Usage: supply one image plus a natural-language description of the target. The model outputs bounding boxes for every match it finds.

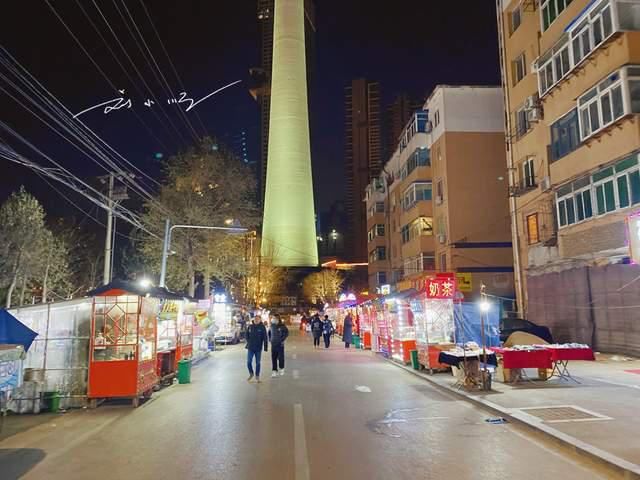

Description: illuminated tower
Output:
[261,0,318,266]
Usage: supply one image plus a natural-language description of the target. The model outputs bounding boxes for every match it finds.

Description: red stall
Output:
[88,282,160,407]
[176,303,194,361]
[388,295,417,364]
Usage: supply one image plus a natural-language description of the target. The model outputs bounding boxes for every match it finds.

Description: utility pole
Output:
[103,173,114,285]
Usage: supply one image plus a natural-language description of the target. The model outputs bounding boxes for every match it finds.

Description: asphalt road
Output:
[0,331,610,479]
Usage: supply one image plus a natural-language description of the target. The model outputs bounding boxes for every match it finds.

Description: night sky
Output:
[0,1,500,222]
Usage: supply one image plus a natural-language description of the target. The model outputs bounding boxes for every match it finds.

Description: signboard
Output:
[339,293,357,302]
[426,277,456,299]
[627,213,640,263]
[456,273,473,292]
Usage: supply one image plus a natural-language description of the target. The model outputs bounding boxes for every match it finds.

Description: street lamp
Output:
[159,219,248,288]
[330,229,338,255]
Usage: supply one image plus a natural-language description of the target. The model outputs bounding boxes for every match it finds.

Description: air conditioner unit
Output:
[437,233,447,244]
[540,176,551,192]
[527,107,542,123]
[435,195,443,205]
[524,94,539,110]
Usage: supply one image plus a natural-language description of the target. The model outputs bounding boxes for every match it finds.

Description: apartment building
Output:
[365,87,513,300]
[497,0,640,355]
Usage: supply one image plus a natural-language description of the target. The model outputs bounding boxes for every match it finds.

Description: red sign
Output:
[426,277,456,299]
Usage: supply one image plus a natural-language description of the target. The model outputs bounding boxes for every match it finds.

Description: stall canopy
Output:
[0,309,38,351]
[88,279,187,300]
[454,303,500,348]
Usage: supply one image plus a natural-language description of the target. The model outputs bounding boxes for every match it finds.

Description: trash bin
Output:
[410,350,420,370]
[43,391,61,413]
[177,359,192,384]
[352,335,361,349]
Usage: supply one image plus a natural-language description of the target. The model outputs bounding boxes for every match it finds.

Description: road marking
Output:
[294,403,310,480]
[355,385,372,393]
[293,369,300,380]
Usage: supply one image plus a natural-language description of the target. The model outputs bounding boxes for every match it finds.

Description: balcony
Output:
[509,178,538,197]
[534,0,640,99]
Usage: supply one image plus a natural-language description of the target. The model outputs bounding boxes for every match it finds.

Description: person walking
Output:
[343,312,353,349]
[322,315,333,349]
[311,313,323,348]
[269,314,289,377]
[245,315,268,382]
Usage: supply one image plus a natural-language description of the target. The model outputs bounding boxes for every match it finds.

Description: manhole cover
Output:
[518,405,611,423]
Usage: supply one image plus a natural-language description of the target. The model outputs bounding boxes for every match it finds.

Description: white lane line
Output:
[294,403,311,480]
[293,369,300,380]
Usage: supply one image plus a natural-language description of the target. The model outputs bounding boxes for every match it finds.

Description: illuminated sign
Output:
[339,293,357,302]
[456,273,472,292]
[426,277,456,299]
[213,294,227,304]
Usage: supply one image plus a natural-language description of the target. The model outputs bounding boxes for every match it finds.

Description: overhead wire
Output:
[72,0,172,154]
[137,0,208,136]
[88,0,191,148]
[117,0,202,142]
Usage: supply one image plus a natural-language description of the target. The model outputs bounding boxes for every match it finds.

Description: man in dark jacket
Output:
[322,315,334,349]
[310,313,323,348]
[246,315,268,382]
[269,314,289,377]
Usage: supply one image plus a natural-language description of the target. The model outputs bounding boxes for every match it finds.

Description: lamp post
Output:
[479,283,490,391]
[330,229,338,256]
[159,219,248,288]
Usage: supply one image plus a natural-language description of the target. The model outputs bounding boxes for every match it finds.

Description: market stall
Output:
[156,299,180,382]
[413,277,457,371]
[358,302,375,350]
[387,293,417,364]
[372,300,390,357]
[0,345,24,423]
[88,282,166,407]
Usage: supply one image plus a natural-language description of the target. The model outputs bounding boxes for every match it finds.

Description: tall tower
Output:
[258,0,316,206]
[345,79,382,263]
[261,0,318,267]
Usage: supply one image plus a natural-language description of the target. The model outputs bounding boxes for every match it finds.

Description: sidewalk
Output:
[389,352,640,479]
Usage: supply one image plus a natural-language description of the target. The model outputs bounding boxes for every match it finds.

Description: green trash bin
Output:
[410,350,420,370]
[352,335,361,349]
[177,358,192,384]
[43,392,61,413]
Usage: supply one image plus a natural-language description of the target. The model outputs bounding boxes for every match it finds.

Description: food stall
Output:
[177,303,194,361]
[414,276,458,371]
[373,300,391,357]
[387,293,417,364]
[358,302,375,350]
[88,281,170,407]
[156,299,180,382]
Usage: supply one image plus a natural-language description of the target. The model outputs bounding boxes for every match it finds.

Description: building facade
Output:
[497,0,640,355]
[345,79,383,263]
[366,86,514,300]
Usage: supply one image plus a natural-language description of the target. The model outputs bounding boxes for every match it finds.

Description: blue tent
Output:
[0,309,38,351]
[454,303,500,348]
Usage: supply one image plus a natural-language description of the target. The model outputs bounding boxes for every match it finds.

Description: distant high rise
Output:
[257,0,316,206]
[344,79,382,263]
[223,130,253,167]
[385,93,424,157]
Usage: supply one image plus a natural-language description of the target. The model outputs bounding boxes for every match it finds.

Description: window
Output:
[403,253,436,277]
[550,108,580,161]
[521,157,536,188]
[375,272,387,285]
[398,111,429,152]
[512,53,526,85]
[433,110,440,128]
[516,106,530,137]
[369,247,387,263]
[436,180,444,201]
[556,154,640,228]
[570,3,613,65]
[511,4,522,33]
[401,217,434,244]
[402,182,432,211]
[376,224,385,236]
[578,69,631,141]
[375,202,385,213]
[526,213,540,244]
[542,0,574,31]
[537,38,571,96]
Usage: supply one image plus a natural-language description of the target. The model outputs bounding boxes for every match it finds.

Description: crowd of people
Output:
[243,310,355,383]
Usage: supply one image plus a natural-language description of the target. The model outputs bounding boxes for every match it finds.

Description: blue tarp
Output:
[454,303,500,348]
[0,309,38,351]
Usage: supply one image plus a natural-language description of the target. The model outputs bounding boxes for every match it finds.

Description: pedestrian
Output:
[343,312,353,349]
[245,315,268,382]
[269,314,289,377]
[322,315,333,349]
[311,313,323,348]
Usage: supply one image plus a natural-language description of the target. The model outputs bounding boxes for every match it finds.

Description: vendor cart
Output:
[88,285,159,407]
[176,307,194,361]
[156,299,180,383]
[388,297,416,364]
[0,345,24,429]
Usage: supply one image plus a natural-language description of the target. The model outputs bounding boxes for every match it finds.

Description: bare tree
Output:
[302,269,344,305]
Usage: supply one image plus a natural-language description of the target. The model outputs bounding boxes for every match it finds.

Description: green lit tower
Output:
[261,0,318,267]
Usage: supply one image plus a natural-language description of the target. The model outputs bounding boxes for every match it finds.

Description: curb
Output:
[382,355,640,480]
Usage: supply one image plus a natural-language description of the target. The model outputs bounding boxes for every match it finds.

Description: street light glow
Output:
[480,301,491,313]
[139,278,152,289]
